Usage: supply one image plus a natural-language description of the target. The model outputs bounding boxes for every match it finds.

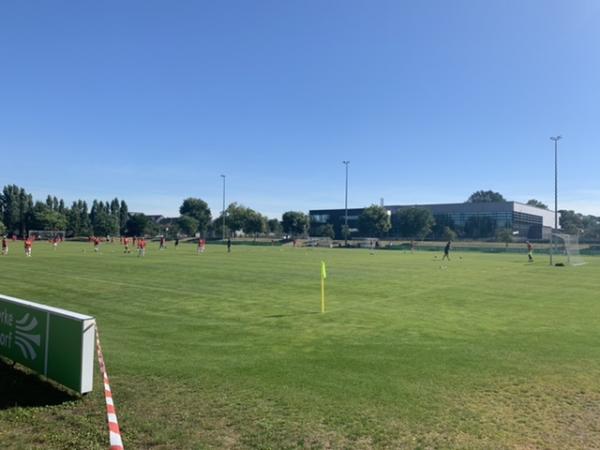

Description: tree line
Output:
[2,185,598,241]
[173,199,308,239]
[0,185,130,238]
[0,184,310,239]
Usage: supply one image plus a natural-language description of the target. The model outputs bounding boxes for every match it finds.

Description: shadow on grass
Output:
[0,358,77,409]
[265,311,320,319]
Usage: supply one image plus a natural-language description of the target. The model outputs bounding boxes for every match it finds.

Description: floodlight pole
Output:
[550,136,562,265]
[342,161,350,246]
[221,174,226,240]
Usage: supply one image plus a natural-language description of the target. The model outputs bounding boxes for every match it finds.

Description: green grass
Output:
[1,242,600,449]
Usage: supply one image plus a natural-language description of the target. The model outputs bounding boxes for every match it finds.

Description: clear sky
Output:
[1,0,599,218]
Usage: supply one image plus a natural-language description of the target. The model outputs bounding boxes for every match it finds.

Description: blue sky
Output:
[1,0,599,218]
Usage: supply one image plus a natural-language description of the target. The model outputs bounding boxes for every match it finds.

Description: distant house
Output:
[129,213,165,224]
[146,215,165,224]
[158,217,179,226]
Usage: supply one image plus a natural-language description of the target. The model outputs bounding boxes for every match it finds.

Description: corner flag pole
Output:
[320,261,327,313]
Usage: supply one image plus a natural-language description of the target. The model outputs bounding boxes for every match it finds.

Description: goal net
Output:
[304,237,333,248]
[28,230,66,241]
[553,232,586,266]
[352,238,379,249]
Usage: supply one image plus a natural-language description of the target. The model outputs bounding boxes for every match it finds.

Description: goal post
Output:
[28,230,66,241]
[552,232,586,266]
[304,237,333,248]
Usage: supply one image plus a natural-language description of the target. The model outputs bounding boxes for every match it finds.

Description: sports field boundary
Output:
[95,326,124,450]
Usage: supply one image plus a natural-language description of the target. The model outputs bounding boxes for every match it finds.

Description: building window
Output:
[310,214,329,223]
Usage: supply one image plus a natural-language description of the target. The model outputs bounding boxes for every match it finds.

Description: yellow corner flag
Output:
[320,261,327,313]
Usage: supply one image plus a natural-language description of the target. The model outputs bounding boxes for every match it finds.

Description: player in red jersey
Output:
[138,238,146,257]
[24,237,33,257]
[1,237,8,256]
[93,236,100,252]
[197,238,206,254]
[123,237,131,254]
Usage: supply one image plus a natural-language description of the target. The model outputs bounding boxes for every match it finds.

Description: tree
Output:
[582,215,600,240]
[119,200,129,235]
[93,210,119,236]
[466,190,506,203]
[177,215,199,236]
[179,198,211,234]
[66,202,81,237]
[282,211,309,237]
[0,219,5,236]
[126,214,150,236]
[80,201,92,236]
[559,210,583,235]
[431,214,456,240]
[243,210,267,240]
[17,187,33,237]
[526,199,548,210]
[392,207,435,239]
[1,185,21,234]
[30,201,67,231]
[441,226,457,242]
[226,203,250,234]
[496,228,513,248]
[314,224,335,239]
[211,215,228,238]
[1,185,33,236]
[358,205,391,237]
[464,215,496,239]
[268,218,283,236]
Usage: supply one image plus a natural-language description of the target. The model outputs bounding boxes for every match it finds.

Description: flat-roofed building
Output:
[309,202,556,240]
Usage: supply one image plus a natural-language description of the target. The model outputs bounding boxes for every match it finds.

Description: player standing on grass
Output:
[138,237,146,257]
[93,236,100,252]
[159,235,166,250]
[24,237,32,257]
[442,240,451,261]
[123,237,130,254]
[526,240,534,262]
[1,237,8,256]
[227,238,232,253]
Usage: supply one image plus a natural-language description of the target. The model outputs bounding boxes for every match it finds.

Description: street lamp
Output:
[221,174,226,240]
[549,135,562,265]
[342,161,350,246]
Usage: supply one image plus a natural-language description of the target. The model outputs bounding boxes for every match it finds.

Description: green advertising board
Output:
[0,294,95,394]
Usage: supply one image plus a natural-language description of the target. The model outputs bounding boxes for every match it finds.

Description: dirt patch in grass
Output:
[437,377,600,449]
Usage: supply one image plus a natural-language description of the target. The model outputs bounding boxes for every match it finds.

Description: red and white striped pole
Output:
[96,326,124,450]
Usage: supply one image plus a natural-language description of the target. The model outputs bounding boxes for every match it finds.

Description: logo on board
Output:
[0,310,42,361]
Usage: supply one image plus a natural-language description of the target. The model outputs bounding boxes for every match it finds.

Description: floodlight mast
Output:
[549,136,562,265]
[221,174,226,241]
[342,161,350,246]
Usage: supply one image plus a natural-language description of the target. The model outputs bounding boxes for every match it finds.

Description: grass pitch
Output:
[1,242,600,449]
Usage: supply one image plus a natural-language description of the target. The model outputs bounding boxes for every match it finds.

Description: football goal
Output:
[28,230,66,241]
[552,232,586,266]
[304,237,333,248]
[352,238,379,249]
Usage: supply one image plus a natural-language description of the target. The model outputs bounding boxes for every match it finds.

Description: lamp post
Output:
[342,160,350,246]
[221,174,226,241]
[549,136,562,265]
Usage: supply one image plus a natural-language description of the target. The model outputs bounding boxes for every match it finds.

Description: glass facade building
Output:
[309,202,556,240]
